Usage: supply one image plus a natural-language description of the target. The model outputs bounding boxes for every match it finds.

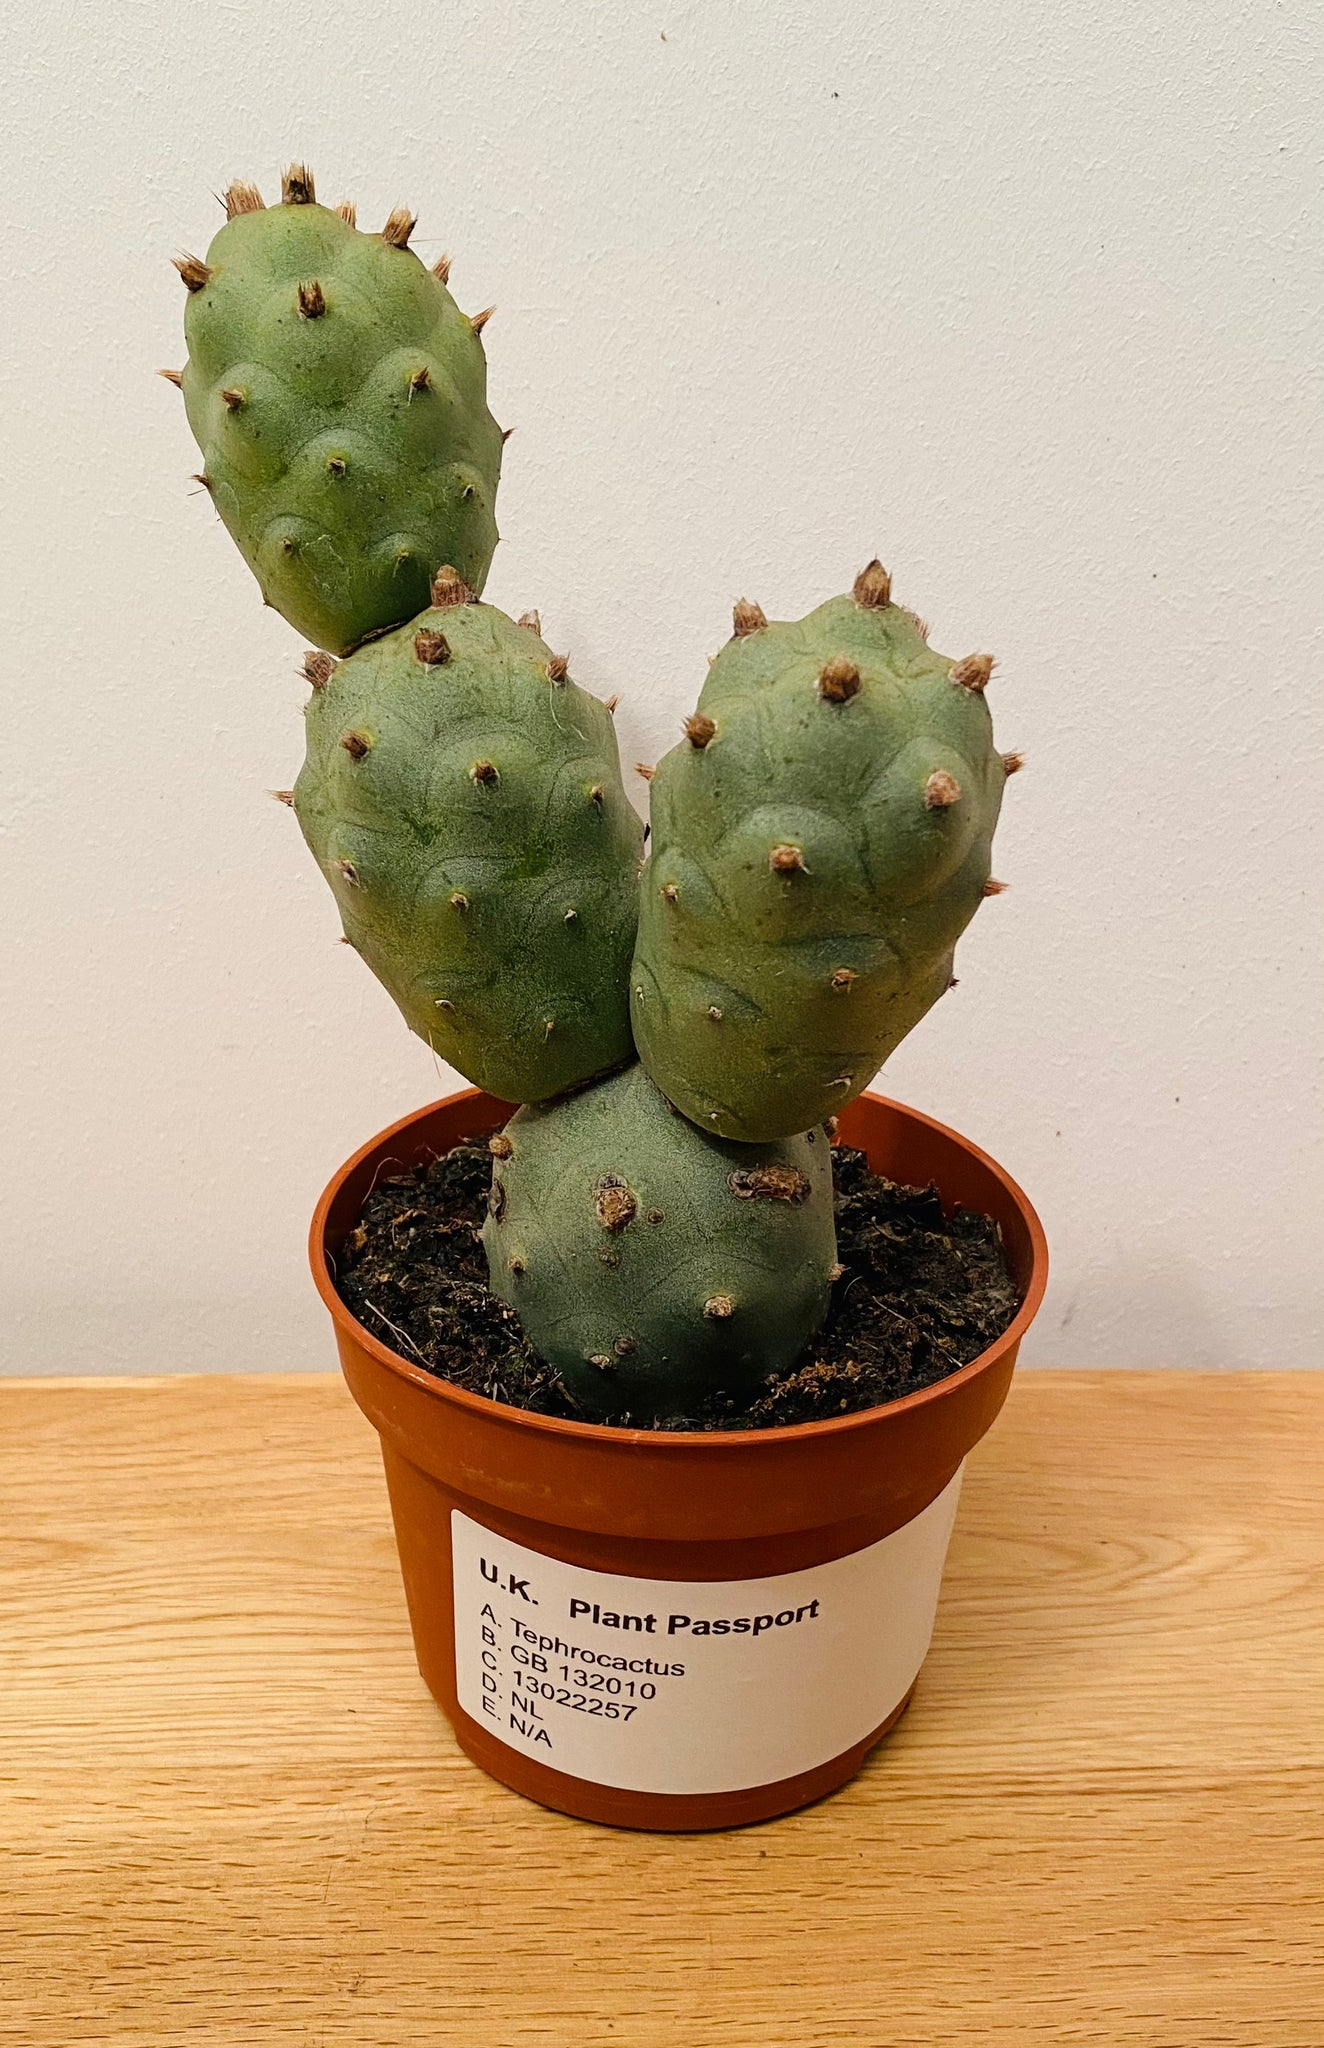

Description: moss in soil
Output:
[331,1136,1020,1431]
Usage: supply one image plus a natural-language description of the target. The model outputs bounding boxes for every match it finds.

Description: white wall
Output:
[2,1,1320,1375]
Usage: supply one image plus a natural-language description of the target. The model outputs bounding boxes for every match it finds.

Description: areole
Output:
[311,1086,1048,1831]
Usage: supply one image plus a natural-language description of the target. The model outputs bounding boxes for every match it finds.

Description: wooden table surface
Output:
[2,1371,1319,2047]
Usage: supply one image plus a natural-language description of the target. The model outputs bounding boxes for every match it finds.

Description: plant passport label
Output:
[450,1467,964,1795]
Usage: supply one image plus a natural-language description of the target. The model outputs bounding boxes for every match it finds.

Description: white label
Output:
[451,1466,963,1795]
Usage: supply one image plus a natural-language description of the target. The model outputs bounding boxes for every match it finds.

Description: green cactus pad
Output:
[177,171,502,653]
[482,1063,837,1419]
[293,581,643,1101]
[630,568,1009,1141]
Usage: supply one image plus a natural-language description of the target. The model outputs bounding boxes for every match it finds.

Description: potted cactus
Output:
[167,166,1047,1831]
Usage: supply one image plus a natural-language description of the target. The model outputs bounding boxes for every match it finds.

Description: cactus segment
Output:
[629,577,1006,1140]
[482,1064,837,1418]
[293,593,643,1100]
[178,174,503,652]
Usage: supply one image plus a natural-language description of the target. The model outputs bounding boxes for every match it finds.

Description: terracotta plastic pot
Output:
[311,1087,1047,1832]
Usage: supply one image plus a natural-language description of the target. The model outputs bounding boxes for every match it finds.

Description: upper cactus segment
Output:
[293,572,643,1102]
[630,563,1011,1142]
[482,1063,837,1420]
[172,167,503,653]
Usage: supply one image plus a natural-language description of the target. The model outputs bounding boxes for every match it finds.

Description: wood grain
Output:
[1,1371,1319,2046]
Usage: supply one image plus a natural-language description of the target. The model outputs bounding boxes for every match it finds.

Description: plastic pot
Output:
[311,1087,1047,1831]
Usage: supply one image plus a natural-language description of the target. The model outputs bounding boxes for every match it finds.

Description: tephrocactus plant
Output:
[167,166,1016,1423]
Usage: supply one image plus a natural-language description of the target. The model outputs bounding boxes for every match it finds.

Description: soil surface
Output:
[331,1133,1020,1431]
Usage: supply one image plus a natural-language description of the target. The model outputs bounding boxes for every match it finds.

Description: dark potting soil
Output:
[330,1133,1021,1432]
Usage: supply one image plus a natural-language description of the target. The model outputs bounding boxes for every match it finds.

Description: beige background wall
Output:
[2,1,1320,1372]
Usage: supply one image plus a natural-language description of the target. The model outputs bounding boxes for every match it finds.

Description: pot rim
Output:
[310,1085,1048,1453]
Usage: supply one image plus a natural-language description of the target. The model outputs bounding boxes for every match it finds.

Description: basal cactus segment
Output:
[169,167,503,653]
[293,570,643,1102]
[482,1063,838,1419]
[629,564,1010,1141]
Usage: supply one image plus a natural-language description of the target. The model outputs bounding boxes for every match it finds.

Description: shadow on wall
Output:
[1025,1239,1251,1371]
